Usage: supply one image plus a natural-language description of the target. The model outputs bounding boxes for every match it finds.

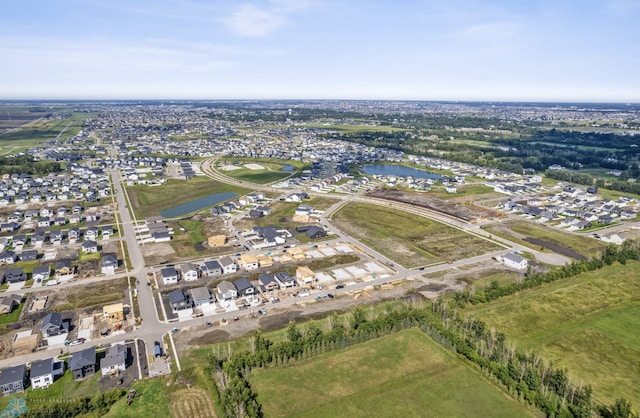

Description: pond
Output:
[282,164,294,172]
[160,191,238,218]
[361,164,441,179]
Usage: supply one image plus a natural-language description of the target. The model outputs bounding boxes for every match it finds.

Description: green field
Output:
[485,220,605,258]
[250,329,533,418]
[126,176,250,219]
[331,202,499,268]
[217,157,304,184]
[466,261,640,406]
[103,378,171,418]
[0,111,89,153]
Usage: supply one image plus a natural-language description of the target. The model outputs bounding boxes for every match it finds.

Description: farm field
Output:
[466,261,640,406]
[0,111,89,152]
[126,176,250,219]
[331,202,499,268]
[484,220,605,259]
[250,329,533,418]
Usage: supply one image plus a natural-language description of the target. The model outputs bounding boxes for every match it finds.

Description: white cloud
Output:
[224,0,317,37]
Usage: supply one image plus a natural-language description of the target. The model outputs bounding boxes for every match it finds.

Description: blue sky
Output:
[1,0,638,101]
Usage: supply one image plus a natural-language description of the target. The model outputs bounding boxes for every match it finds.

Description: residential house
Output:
[202,260,222,277]
[0,294,21,314]
[258,273,280,292]
[85,227,98,241]
[68,228,80,241]
[190,287,213,306]
[19,249,38,262]
[0,251,16,265]
[81,240,98,254]
[101,225,113,240]
[100,253,118,275]
[70,347,96,380]
[502,253,528,270]
[3,268,27,284]
[233,277,256,298]
[216,280,237,301]
[168,289,191,312]
[219,256,238,274]
[274,271,296,288]
[41,312,68,338]
[30,358,61,389]
[160,267,179,285]
[100,344,127,376]
[32,265,51,283]
[181,262,198,281]
[0,364,27,396]
[50,230,64,246]
[296,225,327,239]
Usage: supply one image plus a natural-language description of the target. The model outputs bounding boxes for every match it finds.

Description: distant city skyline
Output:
[1,0,639,102]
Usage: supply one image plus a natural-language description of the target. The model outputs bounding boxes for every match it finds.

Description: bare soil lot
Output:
[367,188,497,222]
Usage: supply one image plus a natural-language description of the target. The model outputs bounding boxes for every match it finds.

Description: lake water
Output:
[282,164,294,172]
[160,191,238,218]
[361,164,441,179]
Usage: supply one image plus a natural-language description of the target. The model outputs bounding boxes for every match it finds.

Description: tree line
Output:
[203,289,638,418]
[0,155,63,175]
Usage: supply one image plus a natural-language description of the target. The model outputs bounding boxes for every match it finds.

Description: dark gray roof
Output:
[233,277,253,293]
[203,260,221,271]
[70,346,96,371]
[0,364,26,386]
[30,358,53,378]
[42,312,62,330]
[168,289,186,305]
[160,267,177,278]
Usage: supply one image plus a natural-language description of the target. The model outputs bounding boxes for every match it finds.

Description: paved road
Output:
[0,155,573,372]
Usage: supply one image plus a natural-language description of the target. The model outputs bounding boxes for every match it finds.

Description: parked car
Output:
[335,284,344,289]
[258,309,267,315]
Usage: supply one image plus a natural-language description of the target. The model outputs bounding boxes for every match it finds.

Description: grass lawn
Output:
[331,202,499,268]
[466,261,640,406]
[250,329,533,418]
[103,378,171,418]
[427,184,496,199]
[222,167,291,184]
[126,176,250,219]
[484,220,605,258]
[0,300,25,324]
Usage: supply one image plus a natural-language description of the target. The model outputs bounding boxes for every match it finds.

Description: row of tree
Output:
[0,155,62,175]
[454,241,640,307]
[204,294,637,418]
[25,388,126,418]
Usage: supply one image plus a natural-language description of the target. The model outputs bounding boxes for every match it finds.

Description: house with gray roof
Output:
[0,364,27,396]
[70,346,96,380]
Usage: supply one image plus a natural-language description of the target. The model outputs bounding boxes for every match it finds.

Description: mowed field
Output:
[331,202,499,268]
[126,176,250,218]
[466,261,640,406]
[250,329,533,418]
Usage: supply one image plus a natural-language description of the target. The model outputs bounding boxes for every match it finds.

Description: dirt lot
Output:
[174,280,431,355]
[367,188,498,222]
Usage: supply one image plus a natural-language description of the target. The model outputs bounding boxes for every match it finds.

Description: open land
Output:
[250,329,534,418]
[331,202,500,268]
[485,220,605,259]
[466,261,640,406]
[126,176,250,219]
